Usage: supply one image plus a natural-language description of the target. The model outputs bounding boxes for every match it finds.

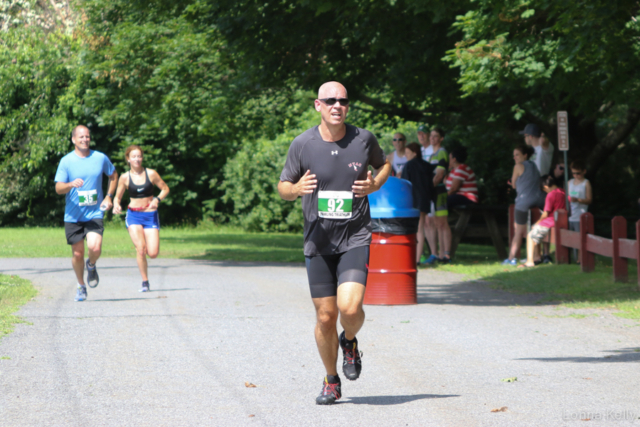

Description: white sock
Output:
[78,283,85,289]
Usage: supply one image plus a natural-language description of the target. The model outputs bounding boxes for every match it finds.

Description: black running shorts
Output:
[64,219,104,245]
[305,245,370,299]
[514,209,529,225]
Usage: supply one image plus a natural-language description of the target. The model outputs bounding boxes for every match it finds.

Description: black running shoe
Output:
[139,281,150,293]
[316,376,341,405]
[86,259,99,288]
[339,331,362,381]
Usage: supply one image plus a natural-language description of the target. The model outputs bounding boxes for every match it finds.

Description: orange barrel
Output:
[364,232,417,305]
[364,177,420,305]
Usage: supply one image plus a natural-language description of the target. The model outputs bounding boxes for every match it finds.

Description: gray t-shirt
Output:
[280,124,387,256]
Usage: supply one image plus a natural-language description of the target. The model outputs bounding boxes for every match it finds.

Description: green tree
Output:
[445,0,640,176]
[0,24,78,225]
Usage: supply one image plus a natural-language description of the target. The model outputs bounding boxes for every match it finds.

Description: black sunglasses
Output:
[393,138,405,141]
[319,98,350,106]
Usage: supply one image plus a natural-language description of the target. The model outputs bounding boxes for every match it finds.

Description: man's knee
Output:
[71,243,84,259]
[147,248,159,258]
[88,244,102,255]
[338,300,364,320]
[316,306,339,329]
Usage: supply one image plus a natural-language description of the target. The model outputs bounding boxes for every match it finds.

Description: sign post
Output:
[557,111,570,219]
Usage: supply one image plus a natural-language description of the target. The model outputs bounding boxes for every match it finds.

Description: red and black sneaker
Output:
[316,376,342,405]
[339,331,362,381]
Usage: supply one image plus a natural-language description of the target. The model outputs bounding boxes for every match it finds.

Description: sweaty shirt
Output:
[54,150,116,223]
[280,124,387,256]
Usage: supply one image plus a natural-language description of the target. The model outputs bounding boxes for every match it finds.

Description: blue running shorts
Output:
[125,210,160,230]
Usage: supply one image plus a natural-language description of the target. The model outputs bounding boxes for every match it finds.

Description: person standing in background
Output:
[423,128,452,264]
[503,144,544,266]
[401,142,435,264]
[389,132,408,177]
[417,124,433,162]
[520,123,554,176]
[567,160,592,263]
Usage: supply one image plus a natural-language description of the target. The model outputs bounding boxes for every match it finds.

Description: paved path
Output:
[0,258,639,426]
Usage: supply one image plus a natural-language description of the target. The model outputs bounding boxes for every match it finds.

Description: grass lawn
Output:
[0,224,638,321]
[0,274,37,340]
[0,222,304,263]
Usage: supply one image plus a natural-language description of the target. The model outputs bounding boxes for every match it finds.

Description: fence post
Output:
[580,212,595,272]
[636,220,640,290]
[555,209,569,264]
[611,216,628,282]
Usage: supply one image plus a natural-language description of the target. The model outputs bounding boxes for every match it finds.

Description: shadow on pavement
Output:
[417,281,548,308]
[343,394,459,405]
[517,348,640,363]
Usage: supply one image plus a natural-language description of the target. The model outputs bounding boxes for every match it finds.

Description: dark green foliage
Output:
[2,0,639,229]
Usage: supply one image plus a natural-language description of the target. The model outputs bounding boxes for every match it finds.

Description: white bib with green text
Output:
[78,189,98,207]
[318,191,353,219]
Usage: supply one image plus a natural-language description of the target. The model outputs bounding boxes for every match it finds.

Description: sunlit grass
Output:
[0,274,37,340]
[0,223,304,263]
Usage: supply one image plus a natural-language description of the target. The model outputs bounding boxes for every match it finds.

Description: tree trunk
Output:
[585,108,640,178]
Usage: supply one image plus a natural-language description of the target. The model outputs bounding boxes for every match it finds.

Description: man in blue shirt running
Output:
[55,125,118,301]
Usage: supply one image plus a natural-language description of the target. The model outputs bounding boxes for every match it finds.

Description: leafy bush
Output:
[219,108,318,232]
[0,26,77,225]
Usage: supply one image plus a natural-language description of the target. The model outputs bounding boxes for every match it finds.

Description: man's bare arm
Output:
[352,159,391,198]
[278,170,317,201]
[55,179,84,195]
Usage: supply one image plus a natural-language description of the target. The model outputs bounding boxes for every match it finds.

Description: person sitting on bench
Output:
[446,147,478,209]
[520,175,565,267]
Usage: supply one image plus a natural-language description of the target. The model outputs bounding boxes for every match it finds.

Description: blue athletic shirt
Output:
[54,150,116,223]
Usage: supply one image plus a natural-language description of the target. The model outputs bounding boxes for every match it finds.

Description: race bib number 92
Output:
[318,191,353,219]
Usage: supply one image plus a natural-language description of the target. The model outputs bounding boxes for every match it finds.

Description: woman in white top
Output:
[389,132,408,177]
[567,159,592,263]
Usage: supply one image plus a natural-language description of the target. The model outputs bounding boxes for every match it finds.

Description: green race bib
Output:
[78,189,98,207]
[318,191,353,219]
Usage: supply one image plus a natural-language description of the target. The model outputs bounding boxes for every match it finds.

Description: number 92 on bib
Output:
[318,191,353,219]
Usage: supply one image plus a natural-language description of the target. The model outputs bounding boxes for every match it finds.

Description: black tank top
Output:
[128,169,154,199]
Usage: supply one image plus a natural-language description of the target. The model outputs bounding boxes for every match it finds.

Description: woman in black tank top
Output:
[113,145,170,292]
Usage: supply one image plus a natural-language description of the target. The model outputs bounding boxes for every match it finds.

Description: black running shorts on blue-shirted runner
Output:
[64,219,104,245]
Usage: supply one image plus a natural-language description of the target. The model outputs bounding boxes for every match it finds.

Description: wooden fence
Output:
[508,205,640,287]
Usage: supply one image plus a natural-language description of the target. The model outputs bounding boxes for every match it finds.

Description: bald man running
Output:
[279,81,391,405]
[55,125,118,302]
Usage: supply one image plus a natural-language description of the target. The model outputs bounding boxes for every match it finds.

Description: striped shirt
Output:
[445,164,478,203]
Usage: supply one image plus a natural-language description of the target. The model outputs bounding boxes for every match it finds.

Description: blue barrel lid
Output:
[369,177,420,218]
